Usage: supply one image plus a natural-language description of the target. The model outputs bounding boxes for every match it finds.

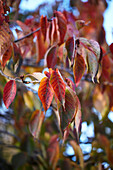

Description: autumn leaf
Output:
[50,69,66,106]
[38,77,53,112]
[54,11,67,45]
[73,53,85,86]
[0,21,13,59]
[40,15,48,42]
[29,110,44,139]
[65,36,75,61]
[58,86,79,131]
[1,45,12,68]
[109,43,113,55]
[3,80,17,109]
[47,135,59,169]
[76,20,90,30]
[45,45,57,69]
[28,72,47,82]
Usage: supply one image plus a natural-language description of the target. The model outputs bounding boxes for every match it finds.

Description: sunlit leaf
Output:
[70,140,84,169]
[65,36,75,61]
[73,53,85,86]
[29,110,44,139]
[50,69,66,106]
[40,15,48,42]
[45,45,57,69]
[47,135,59,169]
[28,72,47,82]
[58,86,79,131]
[3,80,16,109]
[38,77,53,111]
[54,11,67,45]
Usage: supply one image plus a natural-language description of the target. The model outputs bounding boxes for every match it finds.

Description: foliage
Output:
[0,0,113,169]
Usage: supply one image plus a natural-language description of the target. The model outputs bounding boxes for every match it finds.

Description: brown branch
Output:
[14,27,41,43]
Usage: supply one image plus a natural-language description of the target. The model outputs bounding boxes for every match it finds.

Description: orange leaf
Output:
[73,53,85,86]
[3,80,16,109]
[38,77,53,111]
[29,110,44,139]
[50,69,66,106]
[54,11,67,45]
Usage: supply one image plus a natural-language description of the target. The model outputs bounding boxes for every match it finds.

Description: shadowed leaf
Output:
[58,86,79,131]
[65,36,75,61]
[29,110,44,139]
[3,80,16,109]
[38,77,53,111]
[40,15,48,42]
[73,53,85,86]
[1,45,12,68]
[109,43,113,55]
[50,69,66,106]
[47,135,59,169]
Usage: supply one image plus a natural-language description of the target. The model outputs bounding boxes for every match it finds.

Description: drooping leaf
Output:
[70,140,84,169]
[58,86,79,131]
[0,21,13,59]
[38,77,53,111]
[52,18,60,44]
[3,80,16,109]
[28,72,47,82]
[47,135,59,169]
[45,45,57,69]
[50,69,66,106]
[54,11,67,45]
[29,110,44,139]
[73,53,85,86]
[1,45,12,68]
[65,36,75,61]
[40,15,48,42]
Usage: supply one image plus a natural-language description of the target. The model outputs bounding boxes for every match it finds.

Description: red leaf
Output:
[40,15,48,42]
[109,43,113,55]
[58,87,79,131]
[1,45,12,68]
[29,110,44,139]
[47,135,59,169]
[3,80,17,109]
[45,45,57,69]
[65,36,75,61]
[54,11,67,45]
[38,77,53,111]
[73,53,85,86]
[50,69,66,106]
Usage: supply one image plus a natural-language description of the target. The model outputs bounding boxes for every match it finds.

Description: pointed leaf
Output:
[3,80,16,109]
[50,69,66,105]
[47,135,59,169]
[65,36,75,61]
[70,140,84,169]
[38,77,53,111]
[29,110,44,139]
[76,20,90,30]
[40,15,48,42]
[54,11,67,45]
[73,53,85,86]
[58,86,79,131]
[1,45,12,68]
[45,45,57,69]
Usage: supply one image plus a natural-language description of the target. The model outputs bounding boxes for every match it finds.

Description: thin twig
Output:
[14,27,41,43]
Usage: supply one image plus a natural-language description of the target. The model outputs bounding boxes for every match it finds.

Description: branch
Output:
[14,27,41,43]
